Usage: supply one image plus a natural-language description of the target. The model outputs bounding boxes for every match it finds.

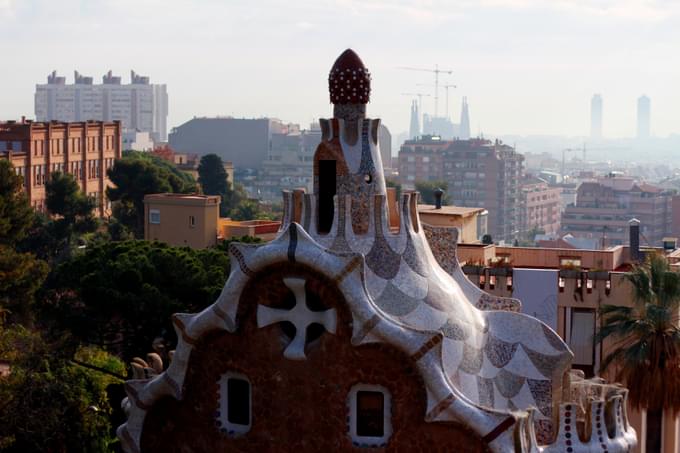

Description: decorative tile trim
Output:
[411,335,443,362]
[425,393,455,421]
[481,416,516,444]
[334,256,362,284]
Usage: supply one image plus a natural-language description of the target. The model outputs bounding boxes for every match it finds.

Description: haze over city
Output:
[2,0,680,139]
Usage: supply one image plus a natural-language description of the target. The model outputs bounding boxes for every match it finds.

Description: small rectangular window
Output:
[349,384,391,446]
[189,215,196,228]
[227,378,250,426]
[357,391,384,437]
[149,209,160,224]
[218,372,251,436]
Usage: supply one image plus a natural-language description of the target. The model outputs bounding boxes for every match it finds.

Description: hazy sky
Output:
[1,0,680,139]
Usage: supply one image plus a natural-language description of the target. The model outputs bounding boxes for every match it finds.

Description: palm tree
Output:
[596,253,680,413]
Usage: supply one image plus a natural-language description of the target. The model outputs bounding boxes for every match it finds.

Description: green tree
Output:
[0,324,124,452]
[47,240,230,360]
[415,180,450,205]
[46,172,96,226]
[107,153,195,237]
[0,160,33,246]
[229,199,262,221]
[596,253,680,414]
[198,154,231,216]
[0,245,48,325]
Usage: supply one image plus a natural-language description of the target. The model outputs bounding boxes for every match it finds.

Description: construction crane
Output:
[398,65,453,117]
[417,83,457,117]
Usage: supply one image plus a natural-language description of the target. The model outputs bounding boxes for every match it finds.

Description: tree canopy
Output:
[0,160,33,246]
[0,325,124,452]
[47,240,230,360]
[198,153,238,216]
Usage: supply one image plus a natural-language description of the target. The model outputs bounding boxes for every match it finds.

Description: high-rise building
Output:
[408,100,420,139]
[35,70,168,142]
[398,137,524,242]
[590,94,603,139]
[637,95,651,139]
[0,118,122,216]
[459,97,470,139]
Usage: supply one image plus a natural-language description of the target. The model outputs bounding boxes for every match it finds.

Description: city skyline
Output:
[1,0,680,138]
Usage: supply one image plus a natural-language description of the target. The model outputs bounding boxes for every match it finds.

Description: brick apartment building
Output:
[561,175,674,247]
[398,136,524,242]
[0,118,122,216]
[519,176,561,236]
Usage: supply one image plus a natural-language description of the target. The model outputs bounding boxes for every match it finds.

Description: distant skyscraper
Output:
[408,100,420,139]
[590,94,603,139]
[459,97,470,139]
[637,95,650,139]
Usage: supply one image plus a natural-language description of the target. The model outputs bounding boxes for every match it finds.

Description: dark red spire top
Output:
[329,49,371,104]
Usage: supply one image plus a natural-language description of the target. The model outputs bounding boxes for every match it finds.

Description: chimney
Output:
[629,218,640,262]
[434,188,444,209]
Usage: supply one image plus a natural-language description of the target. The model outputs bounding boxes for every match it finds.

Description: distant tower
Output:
[408,100,420,139]
[637,95,650,139]
[590,94,603,139]
[459,97,471,139]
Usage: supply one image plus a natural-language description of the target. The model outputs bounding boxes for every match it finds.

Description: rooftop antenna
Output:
[398,65,454,117]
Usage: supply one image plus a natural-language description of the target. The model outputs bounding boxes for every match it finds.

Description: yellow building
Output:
[143,193,221,249]
[417,204,487,243]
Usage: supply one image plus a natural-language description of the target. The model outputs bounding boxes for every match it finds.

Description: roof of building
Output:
[417,204,485,218]
[143,193,220,205]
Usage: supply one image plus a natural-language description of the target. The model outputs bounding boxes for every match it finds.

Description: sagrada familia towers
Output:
[118,50,636,452]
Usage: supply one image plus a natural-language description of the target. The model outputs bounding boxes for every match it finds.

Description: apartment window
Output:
[489,275,496,290]
[189,215,196,228]
[349,384,392,447]
[506,275,513,291]
[217,372,251,435]
[149,209,160,224]
[558,277,565,292]
[479,273,486,289]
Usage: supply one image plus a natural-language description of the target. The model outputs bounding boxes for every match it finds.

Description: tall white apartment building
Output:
[35,70,168,142]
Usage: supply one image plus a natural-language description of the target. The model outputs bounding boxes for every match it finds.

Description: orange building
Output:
[0,118,122,216]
